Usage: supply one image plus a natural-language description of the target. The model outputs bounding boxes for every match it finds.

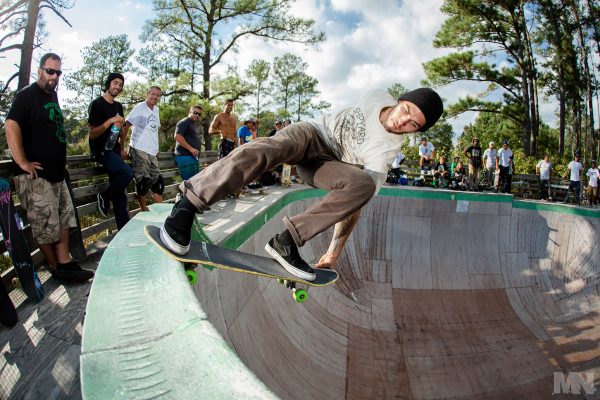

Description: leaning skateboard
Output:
[64,169,87,261]
[0,280,18,328]
[0,178,44,302]
[144,225,338,302]
[281,164,292,187]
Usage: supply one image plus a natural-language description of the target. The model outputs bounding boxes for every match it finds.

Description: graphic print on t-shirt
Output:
[335,108,366,155]
[44,102,66,143]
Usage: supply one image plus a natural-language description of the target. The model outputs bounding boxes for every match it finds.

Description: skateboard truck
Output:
[277,279,308,303]
[185,263,308,303]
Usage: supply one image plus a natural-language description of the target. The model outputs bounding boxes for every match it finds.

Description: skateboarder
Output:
[4,52,94,281]
[160,88,443,281]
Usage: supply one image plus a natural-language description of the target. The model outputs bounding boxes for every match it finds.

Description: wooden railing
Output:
[0,151,218,286]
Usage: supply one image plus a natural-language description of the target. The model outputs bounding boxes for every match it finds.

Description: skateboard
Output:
[0,280,18,328]
[64,170,87,261]
[281,163,292,187]
[144,225,338,302]
[0,178,44,302]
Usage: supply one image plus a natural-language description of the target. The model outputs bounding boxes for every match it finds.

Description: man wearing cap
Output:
[536,154,553,200]
[174,105,204,180]
[464,138,483,191]
[418,137,435,172]
[586,160,598,207]
[88,72,134,229]
[158,88,443,281]
[563,153,583,204]
[496,140,513,193]
[238,117,256,146]
[482,141,497,189]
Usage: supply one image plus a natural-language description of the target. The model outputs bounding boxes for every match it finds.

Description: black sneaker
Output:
[97,191,110,217]
[160,196,198,255]
[265,235,316,281]
[64,261,95,278]
[52,262,94,282]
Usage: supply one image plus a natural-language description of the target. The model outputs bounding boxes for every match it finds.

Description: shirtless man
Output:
[208,99,237,159]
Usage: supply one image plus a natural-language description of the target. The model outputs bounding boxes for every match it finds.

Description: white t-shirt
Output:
[568,161,583,182]
[586,167,598,187]
[483,148,497,168]
[497,148,512,167]
[312,90,405,191]
[127,102,161,155]
[418,142,435,158]
[536,159,552,180]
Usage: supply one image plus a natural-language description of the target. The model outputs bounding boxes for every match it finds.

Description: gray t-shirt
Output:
[174,117,204,157]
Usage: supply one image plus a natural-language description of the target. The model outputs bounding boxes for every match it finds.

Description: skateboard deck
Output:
[0,178,44,302]
[0,280,18,328]
[64,170,87,261]
[145,225,338,298]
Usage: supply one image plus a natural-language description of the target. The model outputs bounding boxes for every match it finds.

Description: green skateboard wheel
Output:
[278,278,286,284]
[185,269,198,285]
[293,288,308,303]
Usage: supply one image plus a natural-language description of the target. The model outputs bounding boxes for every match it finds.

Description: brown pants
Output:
[468,164,481,190]
[180,122,376,247]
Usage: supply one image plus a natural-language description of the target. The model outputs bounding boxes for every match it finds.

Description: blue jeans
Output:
[98,150,134,229]
[175,155,200,180]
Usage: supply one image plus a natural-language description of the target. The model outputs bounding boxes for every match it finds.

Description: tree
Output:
[140,0,325,149]
[425,0,598,160]
[245,59,271,119]
[387,83,409,100]
[423,1,540,156]
[18,0,73,90]
[1,0,72,92]
[290,72,329,121]
[271,53,306,117]
[64,35,136,113]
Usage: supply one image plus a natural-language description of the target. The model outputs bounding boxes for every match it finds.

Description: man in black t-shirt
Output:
[174,105,204,180]
[87,72,134,229]
[5,52,93,282]
[464,138,483,191]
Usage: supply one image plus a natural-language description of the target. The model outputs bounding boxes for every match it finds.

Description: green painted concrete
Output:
[80,209,277,400]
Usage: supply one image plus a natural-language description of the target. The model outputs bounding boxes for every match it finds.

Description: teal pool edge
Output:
[215,187,599,250]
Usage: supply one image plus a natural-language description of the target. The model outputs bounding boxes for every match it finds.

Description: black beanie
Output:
[103,72,125,92]
[398,88,443,132]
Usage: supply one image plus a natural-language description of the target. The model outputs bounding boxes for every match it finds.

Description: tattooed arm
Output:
[315,209,361,269]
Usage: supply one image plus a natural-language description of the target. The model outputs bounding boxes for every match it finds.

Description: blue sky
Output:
[1,0,571,136]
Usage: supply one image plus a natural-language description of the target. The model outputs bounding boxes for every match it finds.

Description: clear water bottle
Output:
[105,114,121,150]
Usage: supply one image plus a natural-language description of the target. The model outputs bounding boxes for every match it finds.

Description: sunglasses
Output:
[43,68,62,77]
[192,111,202,115]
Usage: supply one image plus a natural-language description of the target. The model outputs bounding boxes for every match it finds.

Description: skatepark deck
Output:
[81,186,600,399]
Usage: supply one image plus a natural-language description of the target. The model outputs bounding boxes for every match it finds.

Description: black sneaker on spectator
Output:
[265,235,316,281]
[52,262,94,282]
[160,196,198,255]
[97,191,110,217]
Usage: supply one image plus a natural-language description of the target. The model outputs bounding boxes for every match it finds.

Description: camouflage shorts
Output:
[129,147,161,184]
[14,175,76,244]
